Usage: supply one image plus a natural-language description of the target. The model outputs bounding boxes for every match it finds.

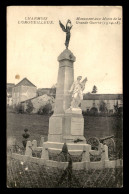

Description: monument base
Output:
[48,134,86,143]
[65,107,82,114]
[48,113,86,144]
[41,141,91,162]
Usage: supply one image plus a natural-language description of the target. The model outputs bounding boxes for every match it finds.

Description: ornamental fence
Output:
[7,137,123,188]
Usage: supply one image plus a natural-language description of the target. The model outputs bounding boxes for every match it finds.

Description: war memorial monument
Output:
[11,20,122,171]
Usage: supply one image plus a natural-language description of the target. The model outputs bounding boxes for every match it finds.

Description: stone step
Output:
[44,141,91,150]
[48,147,84,155]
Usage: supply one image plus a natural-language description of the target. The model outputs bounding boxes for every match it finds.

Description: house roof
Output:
[20,94,51,103]
[37,88,51,91]
[37,88,51,96]
[7,83,15,87]
[83,93,123,100]
[21,96,38,103]
[14,78,36,88]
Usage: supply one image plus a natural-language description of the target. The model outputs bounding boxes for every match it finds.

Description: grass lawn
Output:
[7,111,49,147]
[7,109,122,147]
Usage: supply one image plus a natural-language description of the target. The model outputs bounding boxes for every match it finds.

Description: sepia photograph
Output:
[7,6,123,188]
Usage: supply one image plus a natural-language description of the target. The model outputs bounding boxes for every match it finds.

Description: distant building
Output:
[37,87,56,98]
[7,83,15,106]
[37,88,51,96]
[7,83,15,93]
[21,94,55,113]
[12,78,37,107]
[81,93,123,113]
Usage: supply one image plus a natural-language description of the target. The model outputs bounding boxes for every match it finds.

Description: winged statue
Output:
[69,76,88,109]
[59,19,73,49]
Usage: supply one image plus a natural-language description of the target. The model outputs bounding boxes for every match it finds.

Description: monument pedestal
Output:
[48,112,86,143]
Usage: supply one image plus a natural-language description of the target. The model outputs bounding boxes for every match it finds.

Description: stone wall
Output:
[12,86,37,106]
[81,99,122,112]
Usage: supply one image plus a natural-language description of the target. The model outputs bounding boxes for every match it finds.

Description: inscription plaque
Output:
[49,117,62,134]
[71,117,84,135]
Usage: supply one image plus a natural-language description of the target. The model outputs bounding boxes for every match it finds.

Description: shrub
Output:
[14,104,24,113]
[50,110,54,115]
[7,105,15,113]
[90,107,98,115]
[118,107,123,117]
[26,101,34,113]
[99,101,108,113]
[38,103,52,115]
[82,110,87,116]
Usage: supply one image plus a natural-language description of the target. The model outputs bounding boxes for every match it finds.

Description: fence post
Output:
[101,144,109,168]
[32,140,37,149]
[82,145,91,162]
[82,146,87,161]
[103,144,109,161]
[40,136,44,147]
[25,141,32,156]
[82,144,91,170]
[41,143,49,160]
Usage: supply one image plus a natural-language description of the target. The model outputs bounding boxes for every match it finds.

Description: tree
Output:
[91,85,97,93]
[114,100,119,113]
[99,100,108,113]
[114,101,123,116]
[50,84,57,97]
[38,103,52,115]
[26,101,34,113]
[90,107,98,115]
[14,103,24,113]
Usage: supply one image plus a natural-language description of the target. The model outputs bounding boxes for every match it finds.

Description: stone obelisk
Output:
[47,19,86,144]
[48,48,86,143]
[48,49,74,142]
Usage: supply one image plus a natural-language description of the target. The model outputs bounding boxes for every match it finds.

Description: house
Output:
[81,93,123,113]
[12,78,37,107]
[7,83,15,106]
[37,87,56,98]
[37,88,51,96]
[21,94,55,113]
[7,92,13,106]
[7,83,15,93]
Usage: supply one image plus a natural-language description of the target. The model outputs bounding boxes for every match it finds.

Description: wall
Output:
[81,99,122,112]
[20,86,37,102]
[12,86,37,106]
[22,97,122,113]
[7,97,13,106]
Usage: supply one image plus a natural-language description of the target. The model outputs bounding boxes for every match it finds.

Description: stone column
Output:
[40,136,45,147]
[54,49,75,114]
[48,49,75,142]
[48,49,86,143]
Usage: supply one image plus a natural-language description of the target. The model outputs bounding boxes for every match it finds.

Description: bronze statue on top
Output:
[59,20,73,49]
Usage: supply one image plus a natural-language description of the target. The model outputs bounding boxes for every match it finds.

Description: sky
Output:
[7,6,122,94]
